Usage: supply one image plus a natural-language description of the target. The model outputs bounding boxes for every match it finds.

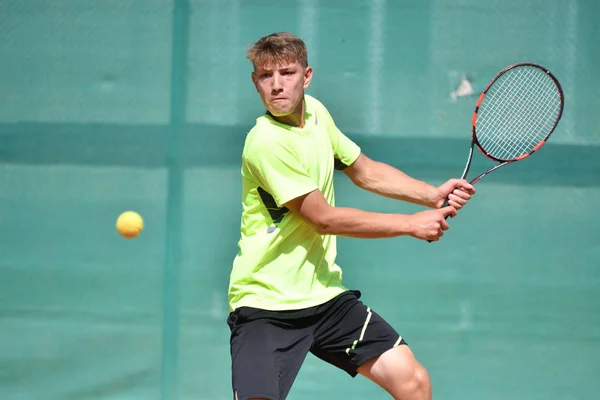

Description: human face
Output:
[252,60,313,126]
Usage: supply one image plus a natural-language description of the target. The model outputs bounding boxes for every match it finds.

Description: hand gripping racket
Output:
[431,62,564,241]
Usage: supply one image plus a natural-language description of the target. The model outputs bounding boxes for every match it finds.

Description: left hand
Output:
[435,179,476,211]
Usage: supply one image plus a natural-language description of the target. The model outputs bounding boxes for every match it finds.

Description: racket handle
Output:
[427,198,451,243]
[440,198,451,218]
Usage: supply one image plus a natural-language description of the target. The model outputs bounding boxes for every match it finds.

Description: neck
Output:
[269,97,306,128]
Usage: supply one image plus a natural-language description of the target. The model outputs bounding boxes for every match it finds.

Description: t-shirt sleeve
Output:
[318,103,361,170]
[329,124,361,170]
[244,137,318,208]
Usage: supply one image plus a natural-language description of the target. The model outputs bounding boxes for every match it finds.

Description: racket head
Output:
[471,63,565,163]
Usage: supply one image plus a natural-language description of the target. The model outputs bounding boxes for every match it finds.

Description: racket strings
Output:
[484,76,554,157]
[493,70,557,152]
[476,66,562,161]
[478,68,559,159]
[480,69,557,157]
[481,69,556,154]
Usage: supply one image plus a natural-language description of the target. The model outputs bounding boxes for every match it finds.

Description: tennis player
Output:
[227,32,475,400]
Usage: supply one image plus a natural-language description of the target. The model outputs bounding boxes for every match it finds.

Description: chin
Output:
[267,107,293,117]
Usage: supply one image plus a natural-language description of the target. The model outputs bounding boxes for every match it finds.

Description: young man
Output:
[227,32,475,400]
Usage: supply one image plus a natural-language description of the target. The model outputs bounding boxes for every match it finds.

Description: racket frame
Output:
[431,63,564,242]
[463,62,565,185]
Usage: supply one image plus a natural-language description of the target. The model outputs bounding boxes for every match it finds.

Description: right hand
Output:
[408,206,458,242]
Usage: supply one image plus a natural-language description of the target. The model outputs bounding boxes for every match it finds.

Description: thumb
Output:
[441,205,458,218]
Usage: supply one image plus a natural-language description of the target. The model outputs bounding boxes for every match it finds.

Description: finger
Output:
[427,232,439,242]
[457,181,476,194]
[449,193,468,206]
[448,200,461,211]
[440,219,450,230]
[452,189,472,201]
[441,205,458,218]
[430,230,442,241]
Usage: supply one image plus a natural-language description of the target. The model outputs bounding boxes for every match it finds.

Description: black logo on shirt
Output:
[257,187,289,227]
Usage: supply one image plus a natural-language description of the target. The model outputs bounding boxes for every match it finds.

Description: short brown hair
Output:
[246,32,308,70]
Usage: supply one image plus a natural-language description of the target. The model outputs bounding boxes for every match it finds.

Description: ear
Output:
[303,66,313,89]
[251,71,259,92]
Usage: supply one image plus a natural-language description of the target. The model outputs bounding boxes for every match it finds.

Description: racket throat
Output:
[461,146,474,180]
[470,160,513,184]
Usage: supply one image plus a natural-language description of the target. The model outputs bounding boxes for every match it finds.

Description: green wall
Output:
[1,1,599,399]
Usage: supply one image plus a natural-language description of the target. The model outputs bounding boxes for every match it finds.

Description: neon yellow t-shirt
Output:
[228,94,361,312]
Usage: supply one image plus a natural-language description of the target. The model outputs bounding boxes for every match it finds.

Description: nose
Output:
[271,72,283,92]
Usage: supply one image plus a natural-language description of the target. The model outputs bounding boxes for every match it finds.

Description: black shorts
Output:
[227,290,407,400]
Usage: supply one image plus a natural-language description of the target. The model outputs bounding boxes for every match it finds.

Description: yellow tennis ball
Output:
[116,211,144,239]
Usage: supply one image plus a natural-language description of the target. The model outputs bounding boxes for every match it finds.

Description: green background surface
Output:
[1,1,598,399]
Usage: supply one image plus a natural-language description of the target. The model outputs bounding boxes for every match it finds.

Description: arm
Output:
[317,100,474,209]
[343,153,476,209]
[245,128,459,241]
[342,153,438,208]
[284,188,457,241]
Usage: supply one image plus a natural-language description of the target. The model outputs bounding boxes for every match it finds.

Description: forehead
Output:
[254,59,303,72]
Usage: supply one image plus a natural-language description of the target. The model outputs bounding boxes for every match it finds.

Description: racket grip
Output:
[427,197,451,243]
[441,198,451,219]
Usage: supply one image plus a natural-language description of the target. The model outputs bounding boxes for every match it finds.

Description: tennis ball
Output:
[116,211,144,239]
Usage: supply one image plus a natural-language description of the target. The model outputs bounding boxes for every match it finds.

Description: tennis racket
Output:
[431,62,564,241]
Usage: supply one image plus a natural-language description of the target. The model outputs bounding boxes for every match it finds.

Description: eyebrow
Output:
[257,65,296,73]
